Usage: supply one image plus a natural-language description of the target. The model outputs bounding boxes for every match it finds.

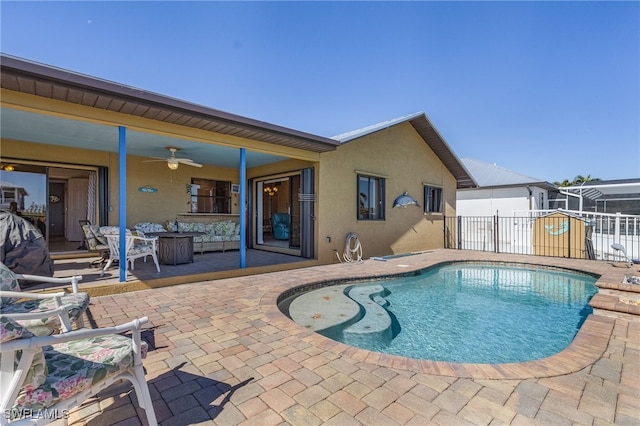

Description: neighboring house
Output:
[456,158,557,216]
[0,54,474,269]
[0,179,27,211]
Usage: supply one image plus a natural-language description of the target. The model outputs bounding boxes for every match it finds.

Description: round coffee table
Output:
[146,232,203,265]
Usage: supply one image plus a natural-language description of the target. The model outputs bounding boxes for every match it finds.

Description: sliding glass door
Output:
[253,167,314,258]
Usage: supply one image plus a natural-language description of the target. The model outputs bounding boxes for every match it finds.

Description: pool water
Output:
[316,262,598,364]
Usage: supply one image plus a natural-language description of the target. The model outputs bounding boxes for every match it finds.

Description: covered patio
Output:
[1,54,340,284]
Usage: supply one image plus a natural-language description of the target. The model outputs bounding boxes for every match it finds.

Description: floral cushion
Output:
[177,222,205,233]
[1,315,27,342]
[83,224,108,249]
[0,316,48,395]
[134,222,167,235]
[128,244,154,256]
[214,221,235,236]
[0,262,21,306]
[2,293,90,333]
[100,226,132,236]
[11,335,147,414]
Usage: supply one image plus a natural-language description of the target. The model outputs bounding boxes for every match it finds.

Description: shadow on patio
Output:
[31,249,316,297]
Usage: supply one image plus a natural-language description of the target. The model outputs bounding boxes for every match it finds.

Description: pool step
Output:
[288,284,361,332]
[590,274,640,321]
[343,285,393,345]
[287,283,395,345]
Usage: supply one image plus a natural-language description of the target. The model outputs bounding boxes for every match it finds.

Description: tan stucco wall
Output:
[122,154,241,227]
[317,122,457,263]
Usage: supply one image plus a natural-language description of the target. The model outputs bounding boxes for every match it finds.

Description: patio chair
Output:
[271,213,290,240]
[81,224,109,267]
[78,219,91,250]
[0,315,157,425]
[0,262,88,336]
[101,234,160,276]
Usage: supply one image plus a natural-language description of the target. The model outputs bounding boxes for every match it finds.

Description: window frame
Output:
[423,185,443,214]
[357,174,385,221]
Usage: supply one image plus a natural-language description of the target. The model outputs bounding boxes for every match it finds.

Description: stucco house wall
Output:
[317,122,457,263]
[457,186,548,216]
[456,158,552,217]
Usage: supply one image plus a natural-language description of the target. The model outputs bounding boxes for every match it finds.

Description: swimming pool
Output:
[282,262,599,364]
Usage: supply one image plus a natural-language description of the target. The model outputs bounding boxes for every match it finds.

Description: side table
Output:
[146,232,203,265]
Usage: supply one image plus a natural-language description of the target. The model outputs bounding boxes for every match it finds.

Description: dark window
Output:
[190,179,231,213]
[358,175,385,220]
[424,185,443,213]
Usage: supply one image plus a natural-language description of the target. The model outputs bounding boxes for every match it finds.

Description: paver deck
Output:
[49,250,639,425]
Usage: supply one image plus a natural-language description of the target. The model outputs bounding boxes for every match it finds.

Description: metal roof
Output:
[0,54,340,154]
[332,112,476,189]
[461,158,556,189]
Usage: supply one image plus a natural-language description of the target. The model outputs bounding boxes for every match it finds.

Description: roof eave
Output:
[0,54,340,153]
[407,114,477,189]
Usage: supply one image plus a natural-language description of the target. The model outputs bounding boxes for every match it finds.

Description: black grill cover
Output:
[0,211,53,277]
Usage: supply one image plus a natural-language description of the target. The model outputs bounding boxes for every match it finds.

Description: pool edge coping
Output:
[260,250,622,380]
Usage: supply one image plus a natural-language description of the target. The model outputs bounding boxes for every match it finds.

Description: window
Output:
[358,175,385,220]
[189,179,231,213]
[424,185,443,213]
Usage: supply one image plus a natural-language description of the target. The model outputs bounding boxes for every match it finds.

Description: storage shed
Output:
[533,211,592,258]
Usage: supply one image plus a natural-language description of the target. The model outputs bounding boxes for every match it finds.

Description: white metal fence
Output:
[445,210,639,263]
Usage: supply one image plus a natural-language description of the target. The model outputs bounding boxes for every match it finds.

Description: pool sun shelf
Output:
[287,284,394,344]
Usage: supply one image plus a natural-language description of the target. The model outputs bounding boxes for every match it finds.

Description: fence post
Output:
[567,217,572,258]
[443,215,446,248]
[494,214,499,253]
[457,216,462,250]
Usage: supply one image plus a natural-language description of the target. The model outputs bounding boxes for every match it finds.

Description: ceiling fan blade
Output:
[142,157,168,163]
[177,158,203,167]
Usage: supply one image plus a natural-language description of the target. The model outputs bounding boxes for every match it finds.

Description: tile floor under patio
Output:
[48,250,639,426]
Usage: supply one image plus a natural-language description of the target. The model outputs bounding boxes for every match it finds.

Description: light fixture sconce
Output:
[1,164,15,171]
[167,159,179,170]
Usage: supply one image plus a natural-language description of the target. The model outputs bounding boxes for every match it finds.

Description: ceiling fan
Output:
[144,147,203,170]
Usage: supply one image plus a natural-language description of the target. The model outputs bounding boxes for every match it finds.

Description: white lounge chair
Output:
[0,315,157,425]
[0,262,87,335]
[101,234,161,276]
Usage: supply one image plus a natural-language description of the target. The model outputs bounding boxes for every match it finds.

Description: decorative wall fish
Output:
[393,192,420,208]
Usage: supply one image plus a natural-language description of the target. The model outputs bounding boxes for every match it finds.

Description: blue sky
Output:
[1,1,638,183]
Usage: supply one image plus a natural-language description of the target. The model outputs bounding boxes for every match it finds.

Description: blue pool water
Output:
[315,262,598,364]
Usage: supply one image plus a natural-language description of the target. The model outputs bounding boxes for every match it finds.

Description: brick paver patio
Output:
[60,250,639,425]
